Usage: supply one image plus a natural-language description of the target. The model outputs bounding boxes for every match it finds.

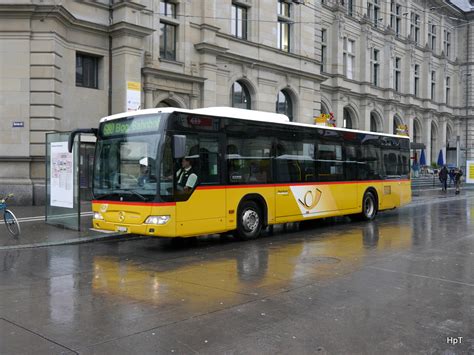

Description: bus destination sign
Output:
[101,115,160,137]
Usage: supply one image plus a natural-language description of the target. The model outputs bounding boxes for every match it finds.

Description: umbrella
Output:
[419,149,426,166]
[437,149,444,166]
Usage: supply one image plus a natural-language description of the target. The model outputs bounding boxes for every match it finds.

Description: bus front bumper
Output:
[92,219,176,237]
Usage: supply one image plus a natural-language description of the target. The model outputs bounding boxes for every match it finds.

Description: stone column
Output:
[109,3,154,114]
[440,119,447,166]
[424,116,432,166]
[144,87,154,109]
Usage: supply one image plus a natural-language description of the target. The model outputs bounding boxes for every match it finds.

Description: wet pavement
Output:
[0,193,474,354]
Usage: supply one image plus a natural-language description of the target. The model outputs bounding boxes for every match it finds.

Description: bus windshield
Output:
[94,115,162,201]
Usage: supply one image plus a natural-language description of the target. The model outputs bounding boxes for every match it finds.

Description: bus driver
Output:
[176,157,198,192]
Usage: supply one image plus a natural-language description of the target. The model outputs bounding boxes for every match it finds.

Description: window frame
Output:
[431,70,437,101]
[370,48,380,86]
[367,0,381,28]
[277,0,292,52]
[410,12,420,44]
[76,52,99,89]
[414,64,420,97]
[446,76,451,105]
[394,57,401,92]
[343,37,355,80]
[231,3,248,40]
[428,21,437,52]
[231,81,251,110]
[390,1,401,36]
[321,28,327,73]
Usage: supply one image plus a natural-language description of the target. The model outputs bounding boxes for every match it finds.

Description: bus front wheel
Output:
[359,191,377,221]
[237,201,262,240]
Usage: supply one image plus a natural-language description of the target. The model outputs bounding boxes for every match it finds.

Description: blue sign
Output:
[12,121,24,128]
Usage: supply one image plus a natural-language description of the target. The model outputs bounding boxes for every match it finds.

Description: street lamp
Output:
[465,72,472,168]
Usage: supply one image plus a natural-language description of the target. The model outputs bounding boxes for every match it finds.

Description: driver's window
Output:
[174,135,200,201]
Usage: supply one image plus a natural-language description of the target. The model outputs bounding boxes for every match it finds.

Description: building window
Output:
[370,112,379,132]
[414,64,420,97]
[431,70,436,101]
[410,13,420,44]
[160,22,177,60]
[231,81,251,109]
[76,53,99,89]
[446,76,451,105]
[343,108,353,129]
[367,0,380,28]
[394,57,401,92]
[160,0,176,17]
[276,90,293,121]
[428,21,437,51]
[277,0,291,52]
[321,29,327,72]
[390,1,401,36]
[370,48,380,86]
[343,37,355,80]
[231,3,247,40]
[444,30,451,57]
[342,0,354,16]
[159,1,178,61]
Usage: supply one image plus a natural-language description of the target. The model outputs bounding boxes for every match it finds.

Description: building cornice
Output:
[112,1,146,12]
[109,21,154,38]
[142,67,207,84]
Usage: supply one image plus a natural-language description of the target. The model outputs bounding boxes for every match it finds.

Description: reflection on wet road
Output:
[0,197,473,354]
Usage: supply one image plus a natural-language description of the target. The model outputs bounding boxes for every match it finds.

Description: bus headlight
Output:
[145,215,170,225]
[94,212,104,220]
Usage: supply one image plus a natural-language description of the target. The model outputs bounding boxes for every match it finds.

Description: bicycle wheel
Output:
[4,209,20,237]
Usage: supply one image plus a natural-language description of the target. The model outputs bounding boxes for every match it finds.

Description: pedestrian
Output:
[448,168,455,187]
[439,165,448,192]
[454,168,463,195]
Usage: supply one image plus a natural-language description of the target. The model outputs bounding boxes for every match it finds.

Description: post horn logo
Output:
[298,188,322,211]
[100,204,108,213]
[118,211,125,222]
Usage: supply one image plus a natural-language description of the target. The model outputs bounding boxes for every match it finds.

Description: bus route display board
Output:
[101,115,160,137]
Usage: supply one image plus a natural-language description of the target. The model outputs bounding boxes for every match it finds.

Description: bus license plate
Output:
[116,226,128,233]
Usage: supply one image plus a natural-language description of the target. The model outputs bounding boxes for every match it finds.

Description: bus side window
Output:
[317,143,344,182]
[199,136,220,185]
[227,136,272,184]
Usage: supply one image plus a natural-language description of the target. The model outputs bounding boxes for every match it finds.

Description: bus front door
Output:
[175,136,226,236]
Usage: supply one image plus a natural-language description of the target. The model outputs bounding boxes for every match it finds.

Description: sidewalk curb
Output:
[0,233,144,251]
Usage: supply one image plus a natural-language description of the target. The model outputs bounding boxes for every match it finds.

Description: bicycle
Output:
[0,194,21,237]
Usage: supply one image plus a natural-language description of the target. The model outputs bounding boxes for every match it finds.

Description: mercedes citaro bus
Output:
[69,107,411,239]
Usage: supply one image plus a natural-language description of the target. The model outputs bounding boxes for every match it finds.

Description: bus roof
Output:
[99,107,409,140]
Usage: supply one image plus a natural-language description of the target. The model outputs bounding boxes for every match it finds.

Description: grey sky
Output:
[450,0,473,11]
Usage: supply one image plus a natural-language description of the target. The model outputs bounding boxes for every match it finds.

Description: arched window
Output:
[370,112,379,132]
[276,90,293,121]
[393,116,403,135]
[157,100,172,108]
[321,102,330,115]
[231,81,251,109]
[413,119,421,143]
[343,108,353,129]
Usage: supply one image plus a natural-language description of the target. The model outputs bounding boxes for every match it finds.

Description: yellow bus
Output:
[69,107,411,240]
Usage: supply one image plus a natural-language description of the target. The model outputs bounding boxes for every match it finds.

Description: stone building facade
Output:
[0,0,473,205]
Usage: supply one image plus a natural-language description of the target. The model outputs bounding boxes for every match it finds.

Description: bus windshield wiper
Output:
[123,190,147,201]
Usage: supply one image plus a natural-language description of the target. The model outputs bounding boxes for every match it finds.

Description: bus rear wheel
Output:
[359,191,377,221]
[236,201,262,240]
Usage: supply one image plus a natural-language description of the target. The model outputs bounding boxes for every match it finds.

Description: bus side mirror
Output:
[68,128,98,153]
[173,135,186,159]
